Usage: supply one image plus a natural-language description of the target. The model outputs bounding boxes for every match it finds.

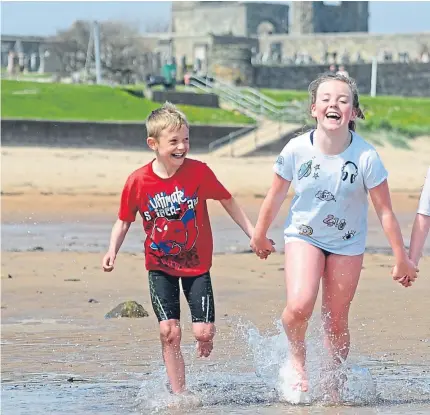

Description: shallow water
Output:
[2,321,430,414]
[2,212,427,255]
[2,212,429,413]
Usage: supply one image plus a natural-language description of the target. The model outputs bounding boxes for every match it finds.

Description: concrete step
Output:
[211,120,302,157]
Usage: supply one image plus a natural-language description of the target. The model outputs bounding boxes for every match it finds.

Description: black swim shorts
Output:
[148,270,215,323]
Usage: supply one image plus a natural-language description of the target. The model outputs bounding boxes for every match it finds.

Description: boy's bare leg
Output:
[193,322,215,357]
[160,319,185,394]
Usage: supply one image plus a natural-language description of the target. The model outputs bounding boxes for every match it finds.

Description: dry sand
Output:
[1,137,430,382]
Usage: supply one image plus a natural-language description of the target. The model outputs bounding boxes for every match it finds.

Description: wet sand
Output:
[2,250,430,380]
[1,140,430,412]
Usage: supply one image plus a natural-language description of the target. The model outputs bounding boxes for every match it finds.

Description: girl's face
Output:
[311,80,356,133]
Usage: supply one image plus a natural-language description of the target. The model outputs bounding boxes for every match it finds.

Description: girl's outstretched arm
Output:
[251,173,291,254]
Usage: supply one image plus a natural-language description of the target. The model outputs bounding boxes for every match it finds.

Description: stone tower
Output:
[290,1,369,35]
[171,1,288,37]
[290,1,315,35]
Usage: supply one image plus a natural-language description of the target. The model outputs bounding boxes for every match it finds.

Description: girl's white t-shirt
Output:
[273,130,388,255]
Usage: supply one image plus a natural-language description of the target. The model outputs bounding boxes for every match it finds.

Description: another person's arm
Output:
[409,214,430,266]
[409,168,430,266]
[219,197,254,239]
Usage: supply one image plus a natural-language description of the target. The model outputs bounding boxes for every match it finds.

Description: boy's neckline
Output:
[150,158,187,180]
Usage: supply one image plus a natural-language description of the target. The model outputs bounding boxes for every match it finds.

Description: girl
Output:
[408,167,430,269]
[250,73,418,401]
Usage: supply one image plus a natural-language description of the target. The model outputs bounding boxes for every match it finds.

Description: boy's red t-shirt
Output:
[118,158,231,277]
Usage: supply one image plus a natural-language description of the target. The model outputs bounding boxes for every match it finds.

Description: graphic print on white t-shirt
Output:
[273,130,388,255]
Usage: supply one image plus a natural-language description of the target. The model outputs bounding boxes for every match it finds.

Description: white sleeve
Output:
[418,167,430,216]
[362,149,388,190]
[273,142,294,181]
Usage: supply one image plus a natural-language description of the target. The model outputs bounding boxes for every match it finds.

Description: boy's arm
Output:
[102,219,131,271]
[219,196,254,239]
[409,213,430,266]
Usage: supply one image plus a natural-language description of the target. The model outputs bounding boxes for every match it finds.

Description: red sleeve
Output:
[200,164,232,201]
[118,174,139,222]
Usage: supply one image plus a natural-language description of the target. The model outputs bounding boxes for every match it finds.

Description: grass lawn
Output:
[259,88,430,138]
[1,80,254,125]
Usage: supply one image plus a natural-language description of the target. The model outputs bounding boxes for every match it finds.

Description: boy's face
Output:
[147,125,190,168]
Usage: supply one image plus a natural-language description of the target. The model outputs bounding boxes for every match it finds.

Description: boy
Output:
[102,102,273,396]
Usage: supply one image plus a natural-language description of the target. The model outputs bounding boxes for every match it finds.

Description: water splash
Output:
[135,318,380,412]
[246,318,378,406]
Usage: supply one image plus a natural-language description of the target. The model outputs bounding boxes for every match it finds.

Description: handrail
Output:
[208,76,304,120]
[188,73,307,154]
[208,125,255,153]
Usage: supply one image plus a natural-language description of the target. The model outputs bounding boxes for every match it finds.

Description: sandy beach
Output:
[1,137,430,412]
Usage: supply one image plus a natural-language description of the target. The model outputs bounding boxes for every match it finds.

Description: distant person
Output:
[250,72,418,404]
[102,102,274,404]
[329,64,336,73]
[408,166,430,272]
[337,65,349,77]
[184,72,191,86]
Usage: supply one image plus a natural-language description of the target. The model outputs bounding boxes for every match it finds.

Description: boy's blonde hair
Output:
[146,101,189,140]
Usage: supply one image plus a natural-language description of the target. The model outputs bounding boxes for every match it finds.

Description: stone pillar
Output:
[210,45,253,85]
[290,2,315,35]
[7,51,15,75]
[38,50,45,74]
[30,53,37,71]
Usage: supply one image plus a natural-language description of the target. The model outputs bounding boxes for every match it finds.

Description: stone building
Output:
[171,1,289,37]
[290,1,368,35]
[1,35,63,74]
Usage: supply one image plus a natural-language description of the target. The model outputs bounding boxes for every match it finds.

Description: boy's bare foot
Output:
[196,340,213,357]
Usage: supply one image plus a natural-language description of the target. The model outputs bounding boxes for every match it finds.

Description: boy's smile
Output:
[147,125,190,174]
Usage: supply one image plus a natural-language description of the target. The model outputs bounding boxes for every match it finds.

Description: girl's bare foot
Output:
[279,360,311,404]
[167,390,202,409]
[290,358,309,392]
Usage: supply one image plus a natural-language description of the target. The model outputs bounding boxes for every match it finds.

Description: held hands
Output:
[102,251,116,272]
[250,234,276,260]
[392,257,419,288]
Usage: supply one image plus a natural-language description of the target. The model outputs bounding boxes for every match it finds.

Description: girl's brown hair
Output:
[308,72,365,131]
